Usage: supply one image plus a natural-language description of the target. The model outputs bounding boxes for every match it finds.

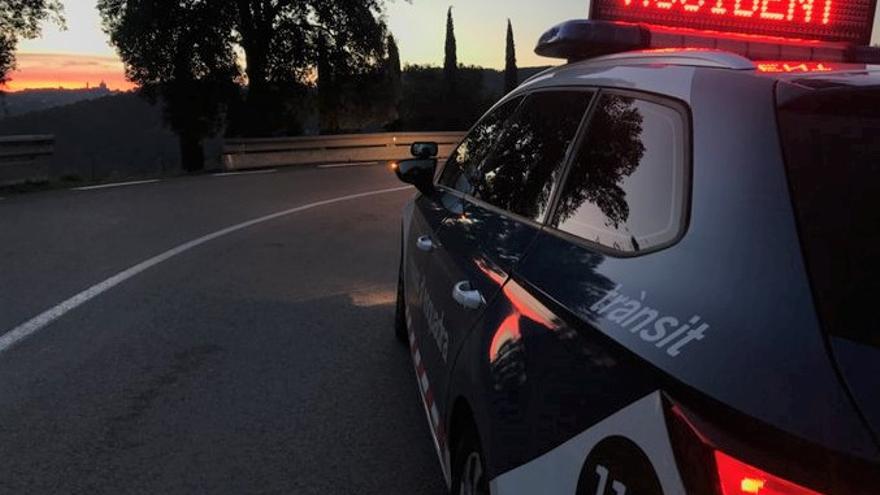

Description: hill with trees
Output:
[0,92,186,181]
[0,84,116,117]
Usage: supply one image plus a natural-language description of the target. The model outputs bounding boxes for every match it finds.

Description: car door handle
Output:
[416,235,435,252]
[452,281,485,310]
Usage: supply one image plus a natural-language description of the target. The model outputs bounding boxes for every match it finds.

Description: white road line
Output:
[317,161,381,169]
[72,179,160,191]
[212,169,278,177]
[0,185,413,355]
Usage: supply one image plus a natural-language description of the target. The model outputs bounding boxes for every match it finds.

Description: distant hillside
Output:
[0,85,117,118]
[0,93,186,181]
[0,67,554,182]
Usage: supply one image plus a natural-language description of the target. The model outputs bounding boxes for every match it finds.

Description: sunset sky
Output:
[6,0,880,91]
[7,0,585,91]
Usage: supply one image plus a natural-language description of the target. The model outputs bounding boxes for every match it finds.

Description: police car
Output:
[392,0,880,492]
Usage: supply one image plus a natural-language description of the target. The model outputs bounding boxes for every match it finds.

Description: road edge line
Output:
[72,179,161,191]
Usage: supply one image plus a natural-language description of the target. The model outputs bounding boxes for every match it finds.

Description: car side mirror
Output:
[410,142,439,159]
[394,158,437,196]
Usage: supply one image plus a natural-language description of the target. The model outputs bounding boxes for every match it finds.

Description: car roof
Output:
[520,48,880,92]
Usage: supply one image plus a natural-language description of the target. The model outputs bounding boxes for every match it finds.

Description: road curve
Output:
[0,164,446,494]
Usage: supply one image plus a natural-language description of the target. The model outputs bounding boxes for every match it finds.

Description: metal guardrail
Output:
[222,132,466,171]
[0,135,55,186]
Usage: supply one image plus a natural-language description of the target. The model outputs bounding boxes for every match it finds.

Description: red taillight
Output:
[715,451,824,495]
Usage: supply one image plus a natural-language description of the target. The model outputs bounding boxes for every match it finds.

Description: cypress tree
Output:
[444,6,458,88]
[386,34,403,123]
[505,19,518,93]
[387,34,402,83]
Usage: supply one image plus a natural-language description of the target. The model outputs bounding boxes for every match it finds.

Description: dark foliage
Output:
[231,0,388,136]
[0,0,64,85]
[98,0,240,171]
[401,65,494,132]
[227,83,310,138]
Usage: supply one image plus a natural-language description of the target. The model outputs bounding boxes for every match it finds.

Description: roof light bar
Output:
[535,20,649,61]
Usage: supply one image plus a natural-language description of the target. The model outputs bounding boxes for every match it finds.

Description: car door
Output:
[416,89,598,440]
[469,90,693,483]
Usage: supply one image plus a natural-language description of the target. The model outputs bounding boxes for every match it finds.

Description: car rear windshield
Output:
[777,86,880,348]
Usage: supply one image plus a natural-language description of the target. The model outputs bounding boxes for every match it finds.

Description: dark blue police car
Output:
[392,4,880,494]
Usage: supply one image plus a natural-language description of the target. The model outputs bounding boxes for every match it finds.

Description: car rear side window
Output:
[551,93,688,254]
[440,96,523,193]
[778,87,880,349]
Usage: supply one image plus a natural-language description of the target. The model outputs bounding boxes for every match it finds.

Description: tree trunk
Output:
[178,131,204,173]
[241,47,275,136]
[235,0,275,136]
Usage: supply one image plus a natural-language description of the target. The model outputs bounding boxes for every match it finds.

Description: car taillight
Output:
[715,451,824,495]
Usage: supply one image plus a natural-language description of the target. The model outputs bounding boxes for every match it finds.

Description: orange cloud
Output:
[3,53,136,92]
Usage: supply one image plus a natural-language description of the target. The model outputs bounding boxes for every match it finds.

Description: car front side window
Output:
[439,96,524,195]
[473,90,595,222]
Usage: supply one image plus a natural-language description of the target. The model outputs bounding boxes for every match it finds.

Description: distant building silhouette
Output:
[1,82,115,118]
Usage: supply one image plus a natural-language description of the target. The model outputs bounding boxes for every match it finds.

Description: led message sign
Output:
[590,0,877,44]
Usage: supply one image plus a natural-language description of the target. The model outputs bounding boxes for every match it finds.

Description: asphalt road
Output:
[0,165,446,494]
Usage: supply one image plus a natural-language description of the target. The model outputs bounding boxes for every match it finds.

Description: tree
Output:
[0,0,64,85]
[231,0,388,136]
[440,7,468,129]
[385,34,403,126]
[401,64,492,132]
[99,0,239,172]
[316,34,339,133]
[504,19,518,93]
[387,34,402,95]
[443,6,458,91]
